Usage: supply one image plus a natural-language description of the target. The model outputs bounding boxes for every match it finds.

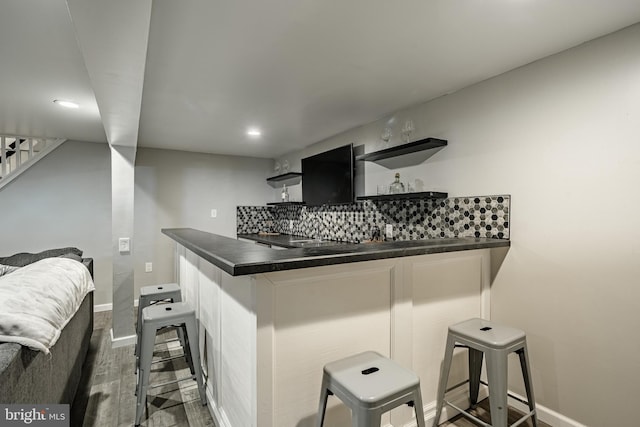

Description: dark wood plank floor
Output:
[72,310,549,426]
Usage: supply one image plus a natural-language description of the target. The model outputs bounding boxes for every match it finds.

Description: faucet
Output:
[371,226,381,242]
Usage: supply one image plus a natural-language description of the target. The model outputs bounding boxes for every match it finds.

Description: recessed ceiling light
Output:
[53,99,79,109]
[247,128,261,137]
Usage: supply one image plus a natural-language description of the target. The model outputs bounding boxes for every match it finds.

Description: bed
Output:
[0,248,94,405]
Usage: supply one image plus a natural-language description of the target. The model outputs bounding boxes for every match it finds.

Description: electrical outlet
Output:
[118,237,130,253]
[211,209,217,218]
[145,262,153,273]
[385,224,393,239]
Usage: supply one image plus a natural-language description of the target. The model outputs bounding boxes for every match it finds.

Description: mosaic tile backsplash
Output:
[237,195,510,242]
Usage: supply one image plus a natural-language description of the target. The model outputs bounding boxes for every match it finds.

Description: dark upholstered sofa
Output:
[0,249,94,404]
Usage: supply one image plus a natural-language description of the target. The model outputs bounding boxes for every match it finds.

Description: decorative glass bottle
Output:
[389,173,405,194]
[281,184,289,202]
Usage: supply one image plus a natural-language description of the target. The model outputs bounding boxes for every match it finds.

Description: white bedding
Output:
[0,257,95,354]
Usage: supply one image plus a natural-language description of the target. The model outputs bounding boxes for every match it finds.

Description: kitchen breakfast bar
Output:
[162,228,510,427]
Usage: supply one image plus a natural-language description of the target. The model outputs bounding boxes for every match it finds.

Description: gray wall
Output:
[275,23,640,426]
[133,147,273,297]
[0,140,113,305]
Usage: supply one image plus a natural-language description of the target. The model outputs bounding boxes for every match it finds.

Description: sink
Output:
[288,238,342,248]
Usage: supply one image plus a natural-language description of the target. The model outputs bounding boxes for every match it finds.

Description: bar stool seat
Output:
[135,283,185,371]
[433,318,537,427]
[135,302,206,426]
[317,351,426,427]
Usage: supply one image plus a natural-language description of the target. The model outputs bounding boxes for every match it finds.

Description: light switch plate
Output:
[385,224,393,239]
[211,209,217,218]
[118,237,130,253]
[145,262,153,272]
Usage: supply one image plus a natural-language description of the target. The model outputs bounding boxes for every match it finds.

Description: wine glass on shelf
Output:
[401,120,414,143]
[282,160,290,173]
[380,127,392,149]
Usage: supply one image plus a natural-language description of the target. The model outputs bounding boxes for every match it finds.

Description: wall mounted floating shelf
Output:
[356,137,447,167]
[266,201,305,206]
[357,191,448,202]
[266,172,302,187]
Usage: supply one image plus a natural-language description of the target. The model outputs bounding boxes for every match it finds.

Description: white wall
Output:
[133,147,273,296]
[277,23,640,426]
[0,140,113,305]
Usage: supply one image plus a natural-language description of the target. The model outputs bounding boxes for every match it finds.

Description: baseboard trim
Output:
[206,386,233,427]
[508,391,587,427]
[94,303,112,312]
[110,328,136,348]
[94,299,139,313]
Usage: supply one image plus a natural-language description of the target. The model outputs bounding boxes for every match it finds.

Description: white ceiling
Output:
[2,1,640,158]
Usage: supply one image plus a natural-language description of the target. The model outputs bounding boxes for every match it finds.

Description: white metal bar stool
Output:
[317,351,426,427]
[135,302,206,426]
[433,318,537,427]
[135,283,186,372]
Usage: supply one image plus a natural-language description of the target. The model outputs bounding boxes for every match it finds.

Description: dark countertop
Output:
[162,228,510,276]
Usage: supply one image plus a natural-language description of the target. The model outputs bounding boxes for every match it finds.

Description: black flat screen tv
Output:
[302,144,354,206]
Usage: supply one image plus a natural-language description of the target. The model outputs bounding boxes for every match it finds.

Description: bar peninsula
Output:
[162,227,509,427]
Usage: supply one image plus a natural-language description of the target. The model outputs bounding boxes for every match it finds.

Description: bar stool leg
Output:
[134,295,149,372]
[353,407,378,427]
[316,373,330,427]
[170,293,188,357]
[135,322,158,426]
[518,346,538,426]
[412,388,426,427]
[433,334,456,427]
[485,350,509,427]
[184,316,207,405]
[181,323,195,375]
[468,347,483,407]
[176,327,188,369]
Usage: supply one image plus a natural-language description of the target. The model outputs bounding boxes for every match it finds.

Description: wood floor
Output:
[71,310,550,427]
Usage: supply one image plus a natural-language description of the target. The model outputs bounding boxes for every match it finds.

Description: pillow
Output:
[0,247,83,267]
[58,253,83,263]
[0,264,19,277]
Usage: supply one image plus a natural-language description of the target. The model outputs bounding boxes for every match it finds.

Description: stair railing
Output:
[0,135,66,191]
